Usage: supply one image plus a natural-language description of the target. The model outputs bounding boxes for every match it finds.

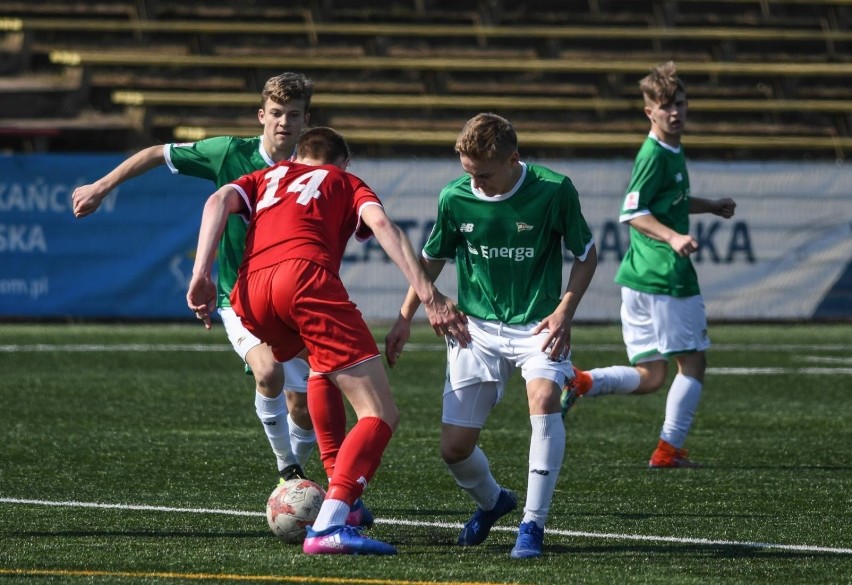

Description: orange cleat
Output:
[648,439,702,468]
[560,367,593,418]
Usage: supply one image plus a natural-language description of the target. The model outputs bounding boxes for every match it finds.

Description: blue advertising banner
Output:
[0,154,211,319]
[1,154,849,321]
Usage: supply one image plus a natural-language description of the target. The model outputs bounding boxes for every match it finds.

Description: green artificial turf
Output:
[0,322,849,584]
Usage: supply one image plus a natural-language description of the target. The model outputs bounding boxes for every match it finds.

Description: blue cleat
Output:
[345,498,374,528]
[457,488,517,546]
[303,525,397,555]
[510,520,544,559]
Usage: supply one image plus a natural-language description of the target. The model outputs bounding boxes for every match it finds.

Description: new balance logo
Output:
[460,223,474,233]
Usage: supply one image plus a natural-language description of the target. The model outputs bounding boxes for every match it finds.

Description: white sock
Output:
[660,374,703,449]
[587,366,641,396]
[254,391,298,471]
[311,498,350,532]
[287,413,316,468]
[522,413,564,527]
[446,446,502,511]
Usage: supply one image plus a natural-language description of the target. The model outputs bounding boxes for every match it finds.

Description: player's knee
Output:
[440,444,470,465]
[678,353,707,381]
[439,434,475,465]
[285,391,312,429]
[253,364,284,397]
[382,405,401,432]
[636,363,667,393]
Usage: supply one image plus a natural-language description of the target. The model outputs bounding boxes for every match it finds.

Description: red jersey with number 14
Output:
[229,161,381,275]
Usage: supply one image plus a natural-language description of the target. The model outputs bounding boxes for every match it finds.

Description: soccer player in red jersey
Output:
[187,127,467,555]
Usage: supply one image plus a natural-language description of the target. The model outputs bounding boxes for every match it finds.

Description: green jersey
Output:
[615,134,700,297]
[423,162,593,324]
[166,136,275,308]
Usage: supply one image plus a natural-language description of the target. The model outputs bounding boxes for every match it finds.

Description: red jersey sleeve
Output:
[348,174,382,241]
[229,167,267,219]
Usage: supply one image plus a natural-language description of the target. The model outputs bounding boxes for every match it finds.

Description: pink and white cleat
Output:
[302,525,397,555]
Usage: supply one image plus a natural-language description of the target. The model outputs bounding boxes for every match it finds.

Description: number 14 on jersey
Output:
[256,167,329,211]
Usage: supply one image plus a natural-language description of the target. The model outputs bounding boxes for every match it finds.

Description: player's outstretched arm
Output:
[187,186,244,329]
[689,197,736,218]
[72,145,166,218]
[385,256,450,366]
[362,205,468,349]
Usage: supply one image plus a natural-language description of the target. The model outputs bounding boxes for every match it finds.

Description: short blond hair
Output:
[454,113,518,160]
[261,72,314,111]
[639,61,686,105]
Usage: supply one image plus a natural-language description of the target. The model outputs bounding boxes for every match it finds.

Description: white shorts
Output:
[441,316,573,428]
[218,306,308,392]
[620,287,711,364]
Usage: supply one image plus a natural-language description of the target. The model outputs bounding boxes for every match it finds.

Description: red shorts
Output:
[230,258,379,373]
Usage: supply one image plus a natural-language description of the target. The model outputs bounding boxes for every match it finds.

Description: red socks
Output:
[326,416,393,504]
[307,375,394,504]
[307,375,347,480]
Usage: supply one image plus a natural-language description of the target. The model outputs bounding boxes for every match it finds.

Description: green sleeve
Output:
[422,190,461,259]
[167,136,233,182]
[621,147,664,217]
[559,178,594,259]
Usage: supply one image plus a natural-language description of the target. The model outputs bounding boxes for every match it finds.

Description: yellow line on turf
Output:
[0,568,521,585]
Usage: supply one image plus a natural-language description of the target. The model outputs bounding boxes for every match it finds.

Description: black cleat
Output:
[278,463,309,484]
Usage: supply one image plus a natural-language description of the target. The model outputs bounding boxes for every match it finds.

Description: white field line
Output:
[0,343,232,352]
[2,497,851,555]
[4,344,851,375]
[709,367,852,375]
[0,342,851,354]
[803,355,852,365]
[3,344,851,376]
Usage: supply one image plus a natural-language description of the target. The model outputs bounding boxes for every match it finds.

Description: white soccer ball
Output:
[266,478,326,543]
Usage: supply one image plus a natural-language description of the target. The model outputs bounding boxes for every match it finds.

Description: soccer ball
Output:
[266,478,326,543]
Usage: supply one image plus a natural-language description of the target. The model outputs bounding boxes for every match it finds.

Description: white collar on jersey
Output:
[648,131,682,154]
[258,136,277,166]
[470,161,528,202]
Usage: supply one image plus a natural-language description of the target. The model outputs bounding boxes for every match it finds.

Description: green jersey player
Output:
[385,113,597,559]
[72,72,318,483]
[561,62,736,469]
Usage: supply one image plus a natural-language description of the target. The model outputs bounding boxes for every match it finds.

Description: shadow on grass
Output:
[383,507,464,520]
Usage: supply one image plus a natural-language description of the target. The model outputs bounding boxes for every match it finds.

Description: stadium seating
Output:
[0,0,849,159]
